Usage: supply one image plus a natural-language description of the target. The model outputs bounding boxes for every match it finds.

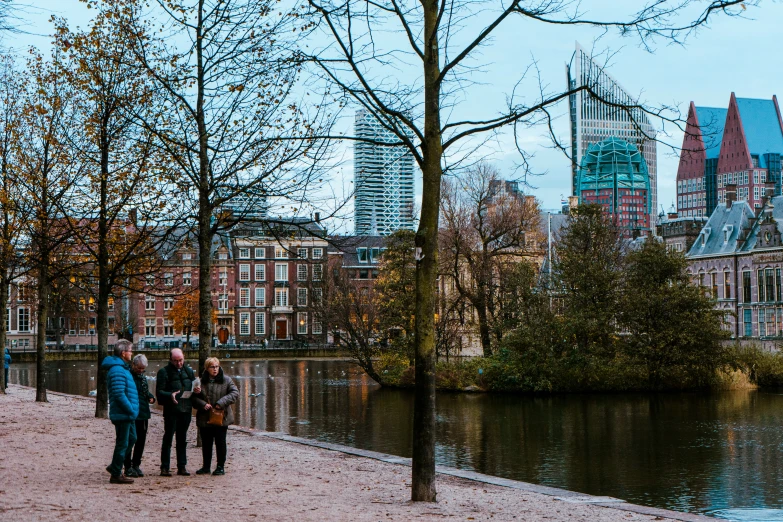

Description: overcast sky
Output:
[8,0,783,222]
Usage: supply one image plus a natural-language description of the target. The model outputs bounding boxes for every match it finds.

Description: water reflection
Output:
[10,359,783,520]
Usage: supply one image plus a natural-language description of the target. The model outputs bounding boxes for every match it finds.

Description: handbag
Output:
[207,405,225,426]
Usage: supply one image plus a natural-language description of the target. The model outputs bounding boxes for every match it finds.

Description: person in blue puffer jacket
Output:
[4,347,10,390]
[101,339,139,484]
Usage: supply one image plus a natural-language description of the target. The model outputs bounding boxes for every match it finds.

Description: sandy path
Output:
[0,385,710,521]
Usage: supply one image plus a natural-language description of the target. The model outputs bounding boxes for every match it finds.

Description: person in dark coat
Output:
[192,357,239,476]
[156,348,200,476]
[4,347,10,390]
[102,339,139,484]
[124,354,155,478]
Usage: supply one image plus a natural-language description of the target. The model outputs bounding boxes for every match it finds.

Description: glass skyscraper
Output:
[353,108,415,235]
[567,42,657,224]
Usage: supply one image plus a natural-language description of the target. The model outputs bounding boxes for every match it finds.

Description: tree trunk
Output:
[195,3,212,378]
[35,261,49,402]
[474,297,492,358]
[95,138,111,418]
[411,0,441,502]
[0,274,8,394]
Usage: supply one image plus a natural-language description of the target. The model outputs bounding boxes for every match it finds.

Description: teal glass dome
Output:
[576,137,651,216]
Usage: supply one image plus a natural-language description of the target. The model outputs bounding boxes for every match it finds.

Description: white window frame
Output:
[239,288,250,307]
[182,252,192,261]
[312,321,322,335]
[164,319,174,337]
[255,287,266,307]
[164,273,174,286]
[297,248,308,259]
[239,264,251,282]
[239,312,250,336]
[145,295,156,311]
[255,264,266,281]
[164,297,174,310]
[255,312,265,335]
[312,288,323,304]
[239,247,250,259]
[298,288,307,306]
[275,288,288,307]
[145,318,155,337]
[17,307,29,332]
[218,293,228,311]
[312,264,322,281]
[275,263,288,282]
[255,247,265,259]
[297,312,308,335]
[183,272,192,286]
[275,247,288,259]
[312,248,323,259]
[297,264,308,281]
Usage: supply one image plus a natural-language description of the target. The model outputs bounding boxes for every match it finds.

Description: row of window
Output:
[147,273,192,287]
[696,268,783,304]
[678,193,705,209]
[742,307,783,338]
[716,170,766,189]
[235,247,324,260]
[216,287,323,310]
[236,312,322,336]
[677,178,705,194]
[234,263,323,283]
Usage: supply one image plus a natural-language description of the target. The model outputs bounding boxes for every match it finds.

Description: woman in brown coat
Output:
[192,357,239,476]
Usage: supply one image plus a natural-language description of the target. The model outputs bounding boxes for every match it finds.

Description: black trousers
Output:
[199,425,228,468]
[161,411,191,470]
[124,419,149,469]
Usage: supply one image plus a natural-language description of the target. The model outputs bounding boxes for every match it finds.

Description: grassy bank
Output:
[372,346,783,393]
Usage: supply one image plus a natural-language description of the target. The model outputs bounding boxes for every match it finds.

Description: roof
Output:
[694,106,727,159]
[328,235,387,267]
[577,137,650,190]
[736,97,783,167]
[741,195,783,251]
[686,200,755,257]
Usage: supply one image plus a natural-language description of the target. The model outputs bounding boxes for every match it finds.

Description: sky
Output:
[7,0,783,223]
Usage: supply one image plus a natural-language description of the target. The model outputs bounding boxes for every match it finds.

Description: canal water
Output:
[10,358,783,521]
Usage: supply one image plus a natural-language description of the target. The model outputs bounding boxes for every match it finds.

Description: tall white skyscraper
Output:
[354,108,415,235]
[567,42,657,219]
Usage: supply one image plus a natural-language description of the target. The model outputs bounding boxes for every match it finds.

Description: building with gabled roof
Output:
[685,185,783,342]
[676,94,783,220]
[676,103,726,217]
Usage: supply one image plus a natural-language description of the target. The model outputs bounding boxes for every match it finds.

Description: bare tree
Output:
[53,11,177,418]
[313,254,385,383]
[440,164,540,357]
[0,54,23,394]
[114,0,333,376]
[303,0,756,501]
[14,44,81,402]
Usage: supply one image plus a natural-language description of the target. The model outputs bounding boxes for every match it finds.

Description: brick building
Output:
[676,94,783,218]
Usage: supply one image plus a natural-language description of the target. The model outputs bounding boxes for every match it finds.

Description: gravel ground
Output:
[0,385,705,521]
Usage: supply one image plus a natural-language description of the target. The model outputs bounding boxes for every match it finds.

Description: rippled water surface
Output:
[11,358,783,520]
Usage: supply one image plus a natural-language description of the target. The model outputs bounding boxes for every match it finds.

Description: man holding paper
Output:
[156,348,200,476]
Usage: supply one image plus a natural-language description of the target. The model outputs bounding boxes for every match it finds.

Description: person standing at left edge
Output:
[102,339,139,484]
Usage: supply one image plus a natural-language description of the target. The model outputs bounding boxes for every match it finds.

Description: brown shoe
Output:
[110,474,134,484]
[160,469,172,477]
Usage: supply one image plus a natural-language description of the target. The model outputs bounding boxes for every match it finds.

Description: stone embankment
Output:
[0,386,712,521]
